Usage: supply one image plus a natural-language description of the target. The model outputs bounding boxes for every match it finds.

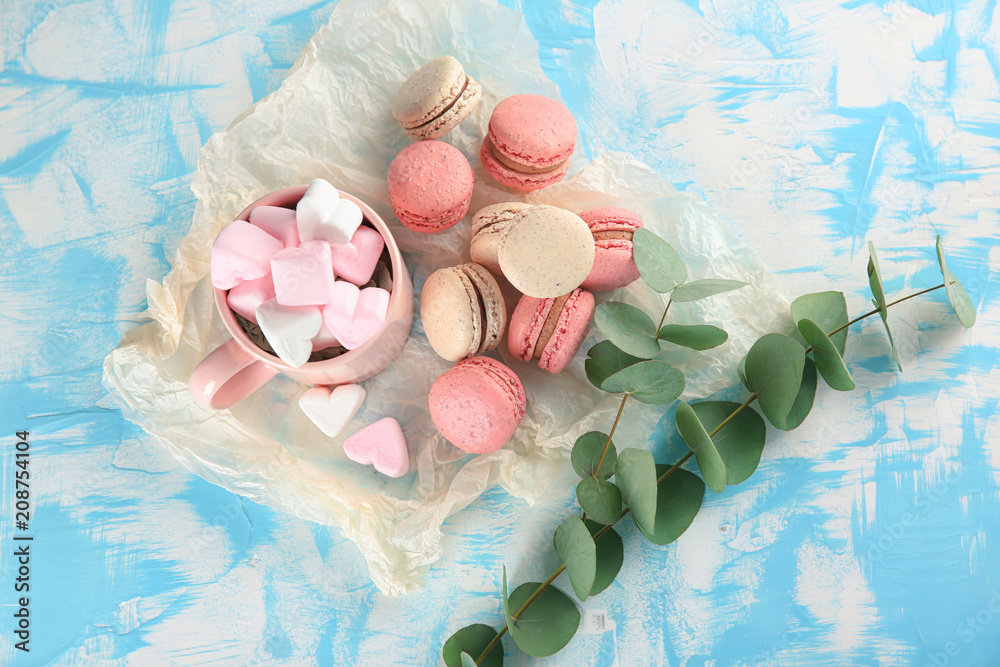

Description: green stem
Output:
[475,282,949,664]
[656,299,673,332]
[594,393,629,477]
[476,565,566,664]
[826,282,946,338]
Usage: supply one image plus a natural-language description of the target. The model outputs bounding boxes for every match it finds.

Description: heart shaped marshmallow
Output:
[298,384,365,437]
[296,178,363,246]
[322,282,390,350]
[270,240,335,307]
[343,417,409,478]
[255,298,323,367]
[210,220,283,290]
[226,273,275,323]
[330,225,385,286]
[249,205,300,248]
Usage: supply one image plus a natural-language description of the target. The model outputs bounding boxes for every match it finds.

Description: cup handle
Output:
[189,339,279,410]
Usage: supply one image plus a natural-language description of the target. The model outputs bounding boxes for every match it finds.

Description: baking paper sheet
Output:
[103,0,788,595]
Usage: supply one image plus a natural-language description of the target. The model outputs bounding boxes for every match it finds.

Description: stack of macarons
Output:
[382,57,655,458]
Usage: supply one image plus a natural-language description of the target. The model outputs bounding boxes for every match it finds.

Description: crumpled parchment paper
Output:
[102,0,789,595]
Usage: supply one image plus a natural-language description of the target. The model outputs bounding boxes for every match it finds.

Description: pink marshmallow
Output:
[249,206,300,248]
[210,220,284,290]
[343,417,409,477]
[270,240,336,307]
[330,226,385,286]
[322,282,390,350]
[226,273,275,323]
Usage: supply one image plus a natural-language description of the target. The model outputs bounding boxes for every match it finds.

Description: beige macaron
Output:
[420,263,507,361]
[392,56,482,141]
[470,202,534,276]
[498,205,596,298]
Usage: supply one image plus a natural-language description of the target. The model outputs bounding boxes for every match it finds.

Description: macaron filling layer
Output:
[592,230,635,242]
[393,194,472,231]
[480,141,571,192]
[532,294,571,359]
[484,134,569,174]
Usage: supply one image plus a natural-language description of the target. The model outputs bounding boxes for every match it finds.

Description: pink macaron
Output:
[579,207,644,291]
[388,140,474,233]
[428,356,526,454]
[480,94,576,192]
[507,288,596,374]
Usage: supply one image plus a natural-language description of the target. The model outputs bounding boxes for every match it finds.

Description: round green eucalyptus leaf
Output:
[778,357,817,431]
[585,341,642,391]
[737,354,751,391]
[572,431,617,480]
[632,227,687,292]
[594,302,661,359]
[639,466,705,545]
[460,652,477,667]
[790,290,848,355]
[797,318,855,391]
[868,241,902,371]
[936,235,977,328]
[577,477,623,525]
[553,516,597,601]
[689,401,766,485]
[670,278,748,302]
[443,624,503,667]
[614,448,658,535]
[601,360,685,404]
[744,333,806,429]
[584,520,623,595]
[503,573,581,657]
[657,324,728,350]
[675,401,727,493]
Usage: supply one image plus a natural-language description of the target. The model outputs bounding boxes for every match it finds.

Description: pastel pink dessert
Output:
[343,417,409,478]
[388,141,474,233]
[507,288,596,374]
[428,357,526,454]
[480,94,576,192]
[579,207,644,291]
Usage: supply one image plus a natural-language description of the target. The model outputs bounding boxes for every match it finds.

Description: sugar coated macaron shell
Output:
[421,263,506,361]
[481,94,576,192]
[470,202,533,275]
[392,56,482,141]
[508,288,596,374]
[428,357,526,455]
[498,205,595,298]
[388,141,474,233]
[579,207,644,291]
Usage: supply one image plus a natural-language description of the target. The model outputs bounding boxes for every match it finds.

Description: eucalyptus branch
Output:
[445,236,974,666]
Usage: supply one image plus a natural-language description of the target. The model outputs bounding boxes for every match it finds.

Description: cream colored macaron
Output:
[470,202,534,276]
[420,263,506,361]
[498,205,595,299]
[392,56,482,141]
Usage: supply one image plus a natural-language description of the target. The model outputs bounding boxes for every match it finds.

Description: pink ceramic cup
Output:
[189,185,414,410]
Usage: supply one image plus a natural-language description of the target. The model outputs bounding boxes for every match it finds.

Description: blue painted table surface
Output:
[1,0,997,665]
